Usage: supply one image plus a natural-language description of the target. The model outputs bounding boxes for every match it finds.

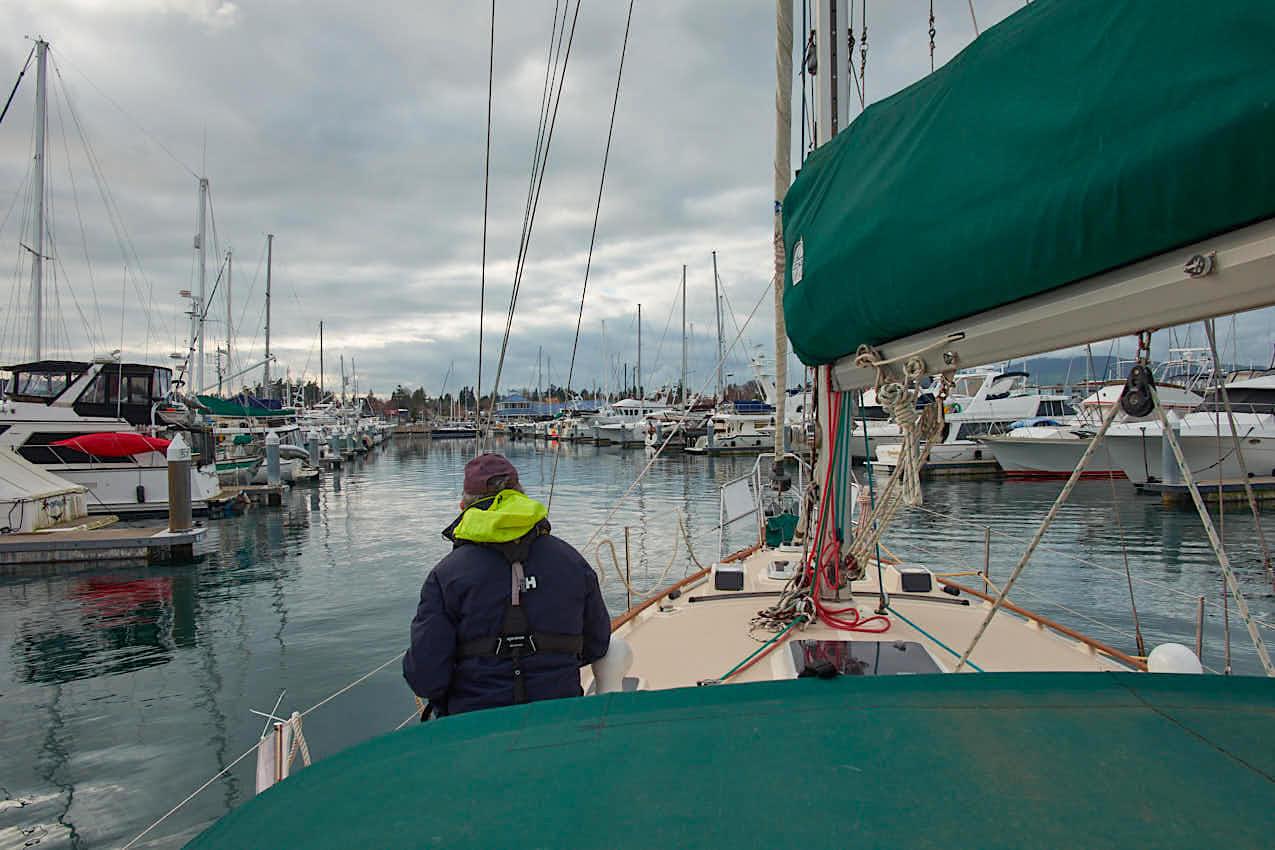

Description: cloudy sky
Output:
[1,0,1271,400]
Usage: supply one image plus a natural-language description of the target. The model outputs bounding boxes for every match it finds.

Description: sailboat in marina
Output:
[1,39,222,514]
[182,2,1275,846]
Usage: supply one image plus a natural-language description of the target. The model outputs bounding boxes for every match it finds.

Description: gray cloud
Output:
[1,0,1270,398]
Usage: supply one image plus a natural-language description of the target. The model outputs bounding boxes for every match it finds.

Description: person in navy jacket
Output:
[403,453,611,717]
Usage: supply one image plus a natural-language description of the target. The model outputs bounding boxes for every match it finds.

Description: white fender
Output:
[591,635,634,694]
[1146,643,1203,674]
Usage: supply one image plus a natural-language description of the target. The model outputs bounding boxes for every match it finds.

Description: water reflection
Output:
[16,573,197,685]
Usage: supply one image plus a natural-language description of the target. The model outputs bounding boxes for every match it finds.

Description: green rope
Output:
[857,392,888,608]
[886,604,984,673]
[720,615,809,681]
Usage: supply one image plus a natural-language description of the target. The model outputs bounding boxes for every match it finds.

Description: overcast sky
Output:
[1,1,1271,399]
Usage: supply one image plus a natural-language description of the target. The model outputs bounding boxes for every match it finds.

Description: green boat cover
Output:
[188,673,1275,848]
[195,395,295,418]
[781,0,1275,366]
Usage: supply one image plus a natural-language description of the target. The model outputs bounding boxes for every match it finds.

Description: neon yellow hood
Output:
[452,489,548,544]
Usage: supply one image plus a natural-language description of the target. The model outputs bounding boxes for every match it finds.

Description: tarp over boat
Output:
[781,0,1275,366]
[188,673,1275,848]
[196,394,294,418]
[50,432,170,457]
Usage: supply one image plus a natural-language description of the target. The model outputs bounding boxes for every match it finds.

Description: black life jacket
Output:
[454,558,584,704]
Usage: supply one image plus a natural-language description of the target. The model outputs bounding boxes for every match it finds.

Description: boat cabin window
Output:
[1036,399,1075,417]
[953,376,983,398]
[82,371,153,404]
[955,421,1010,440]
[12,368,83,401]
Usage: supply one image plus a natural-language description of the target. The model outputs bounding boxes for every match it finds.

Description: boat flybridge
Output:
[0,358,220,513]
[183,3,1275,847]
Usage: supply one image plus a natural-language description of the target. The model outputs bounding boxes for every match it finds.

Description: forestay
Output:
[781,0,1275,369]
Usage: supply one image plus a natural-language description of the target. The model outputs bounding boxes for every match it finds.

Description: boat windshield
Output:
[10,367,84,401]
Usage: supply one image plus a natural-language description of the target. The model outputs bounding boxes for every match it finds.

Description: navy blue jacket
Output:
[403,511,611,717]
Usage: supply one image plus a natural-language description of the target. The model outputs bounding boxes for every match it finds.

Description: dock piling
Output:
[266,431,282,487]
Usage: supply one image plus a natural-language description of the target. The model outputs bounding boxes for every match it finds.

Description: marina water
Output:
[1,438,1272,847]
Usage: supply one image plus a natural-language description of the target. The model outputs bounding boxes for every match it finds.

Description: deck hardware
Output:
[1183,251,1215,277]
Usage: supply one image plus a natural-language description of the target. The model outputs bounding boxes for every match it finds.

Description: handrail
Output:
[610,542,761,633]
[935,578,1148,671]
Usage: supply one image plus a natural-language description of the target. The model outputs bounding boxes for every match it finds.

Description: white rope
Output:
[905,502,1275,636]
[124,650,406,847]
[298,651,405,718]
[1150,382,1274,676]
[121,740,262,849]
[843,352,948,581]
[287,712,312,769]
[955,392,1123,670]
[1204,319,1274,589]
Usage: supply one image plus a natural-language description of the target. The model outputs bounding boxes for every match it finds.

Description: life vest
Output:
[454,558,584,704]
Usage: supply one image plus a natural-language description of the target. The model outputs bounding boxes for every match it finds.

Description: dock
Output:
[1144,475,1275,509]
[0,524,207,576]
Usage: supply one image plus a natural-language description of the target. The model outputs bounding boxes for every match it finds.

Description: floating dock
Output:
[1144,475,1275,509]
[0,524,207,576]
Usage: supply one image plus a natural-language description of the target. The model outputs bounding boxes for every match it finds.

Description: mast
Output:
[537,344,542,401]
[772,0,793,463]
[319,321,325,401]
[601,321,607,401]
[28,39,47,360]
[713,251,724,400]
[196,177,208,392]
[340,354,346,408]
[681,265,687,405]
[225,249,233,383]
[636,303,642,400]
[263,233,273,399]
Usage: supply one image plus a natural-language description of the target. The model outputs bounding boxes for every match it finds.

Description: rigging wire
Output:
[0,44,34,128]
[51,75,105,351]
[485,0,582,427]
[52,57,173,351]
[585,274,775,551]
[53,47,199,180]
[547,0,637,511]
[476,0,494,448]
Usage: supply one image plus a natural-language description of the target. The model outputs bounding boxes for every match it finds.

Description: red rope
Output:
[802,366,890,634]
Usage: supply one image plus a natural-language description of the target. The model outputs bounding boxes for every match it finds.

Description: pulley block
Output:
[1120,364,1156,418]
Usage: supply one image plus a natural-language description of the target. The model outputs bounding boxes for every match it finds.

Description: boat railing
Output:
[713,452,809,559]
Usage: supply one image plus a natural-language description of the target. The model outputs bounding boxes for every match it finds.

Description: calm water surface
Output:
[1,438,1272,847]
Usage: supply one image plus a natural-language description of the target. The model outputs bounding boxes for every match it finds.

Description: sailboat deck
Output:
[608,547,1127,692]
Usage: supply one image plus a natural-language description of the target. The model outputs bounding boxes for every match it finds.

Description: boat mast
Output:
[772,0,793,464]
[600,323,607,401]
[225,249,233,385]
[810,0,851,512]
[196,176,208,392]
[263,233,273,399]
[713,251,724,400]
[681,265,687,406]
[636,303,642,400]
[28,39,47,361]
[340,354,346,408]
[319,320,325,401]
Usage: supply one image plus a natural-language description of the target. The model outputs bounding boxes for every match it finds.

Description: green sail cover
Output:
[195,395,295,418]
[782,0,1275,366]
